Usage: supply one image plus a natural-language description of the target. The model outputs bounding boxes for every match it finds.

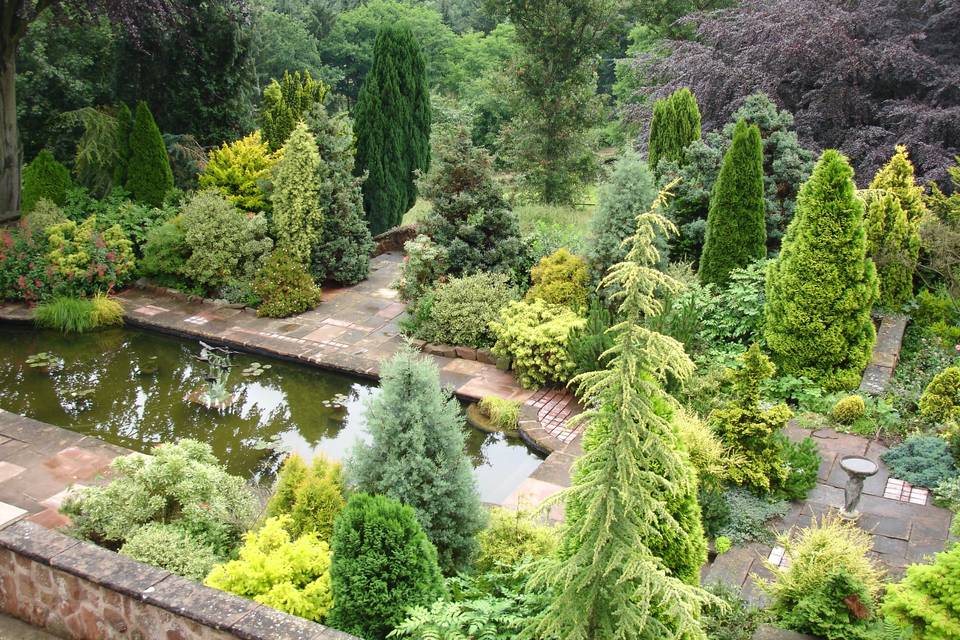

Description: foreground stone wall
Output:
[0,521,356,640]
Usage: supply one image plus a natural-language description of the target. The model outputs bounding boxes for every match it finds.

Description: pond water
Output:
[0,326,543,503]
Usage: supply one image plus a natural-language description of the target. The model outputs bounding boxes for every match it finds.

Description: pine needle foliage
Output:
[271,122,324,266]
[125,101,174,208]
[648,88,702,174]
[699,119,766,286]
[521,183,715,640]
[354,23,431,235]
[199,131,278,212]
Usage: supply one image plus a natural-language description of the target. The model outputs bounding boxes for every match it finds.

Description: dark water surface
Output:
[0,326,542,503]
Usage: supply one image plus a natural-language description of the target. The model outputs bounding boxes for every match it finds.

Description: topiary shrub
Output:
[45,216,136,296]
[120,522,220,582]
[204,516,333,623]
[919,367,960,424]
[525,248,589,312]
[21,149,73,213]
[411,272,518,348]
[393,234,448,303]
[475,508,557,575]
[328,493,444,640]
[199,130,278,212]
[832,395,867,424]
[265,454,345,541]
[478,396,521,432]
[882,542,960,640]
[881,435,957,488]
[759,514,884,640]
[24,198,67,233]
[490,299,586,389]
[252,250,322,318]
[125,101,174,208]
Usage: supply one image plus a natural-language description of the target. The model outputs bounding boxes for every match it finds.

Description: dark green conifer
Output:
[259,70,328,151]
[20,149,73,214]
[354,23,431,235]
[125,101,174,207]
[764,150,879,390]
[648,87,701,174]
[699,119,767,285]
[112,102,133,187]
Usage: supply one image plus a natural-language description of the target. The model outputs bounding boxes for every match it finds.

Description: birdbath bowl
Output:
[839,455,879,520]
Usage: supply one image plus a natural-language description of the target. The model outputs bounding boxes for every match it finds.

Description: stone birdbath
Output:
[839,455,879,520]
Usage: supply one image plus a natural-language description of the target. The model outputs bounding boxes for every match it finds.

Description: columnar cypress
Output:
[20,150,73,213]
[699,119,766,285]
[522,188,713,639]
[271,122,323,267]
[764,150,879,390]
[353,23,431,235]
[348,347,484,574]
[125,101,174,208]
[647,87,701,174]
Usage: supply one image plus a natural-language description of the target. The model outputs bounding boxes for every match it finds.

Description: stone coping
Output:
[859,313,909,394]
[0,520,357,639]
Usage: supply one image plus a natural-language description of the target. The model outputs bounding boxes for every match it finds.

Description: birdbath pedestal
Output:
[839,455,879,520]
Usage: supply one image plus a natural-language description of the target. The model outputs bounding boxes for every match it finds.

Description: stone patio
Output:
[702,422,956,604]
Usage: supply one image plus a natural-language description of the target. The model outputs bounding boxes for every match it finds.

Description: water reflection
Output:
[0,326,542,502]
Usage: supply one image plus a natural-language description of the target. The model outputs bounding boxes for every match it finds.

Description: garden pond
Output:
[0,325,543,503]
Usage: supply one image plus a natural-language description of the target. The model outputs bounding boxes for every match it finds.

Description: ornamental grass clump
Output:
[478,396,521,432]
[34,297,97,333]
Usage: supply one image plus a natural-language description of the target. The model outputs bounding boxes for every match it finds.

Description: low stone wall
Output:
[0,521,356,640]
[859,313,910,394]
[372,224,418,256]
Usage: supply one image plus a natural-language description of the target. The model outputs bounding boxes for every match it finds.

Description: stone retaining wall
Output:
[860,314,910,394]
[0,521,356,640]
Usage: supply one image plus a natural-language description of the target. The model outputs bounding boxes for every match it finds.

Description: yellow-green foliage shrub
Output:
[205,516,333,623]
[199,131,279,212]
[45,216,136,296]
[525,248,589,312]
[252,250,322,318]
[478,396,521,431]
[759,514,884,640]
[882,541,960,640]
[24,198,67,233]
[490,299,586,389]
[831,395,866,425]
[919,367,960,424]
[90,292,124,326]
[265,454,345,541]
[475,508,557,574]
[674,408,735,487]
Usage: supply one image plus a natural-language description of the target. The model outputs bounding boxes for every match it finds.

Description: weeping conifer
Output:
[353,23,431,235]
[699,119,766,286]
[522,184,714,640]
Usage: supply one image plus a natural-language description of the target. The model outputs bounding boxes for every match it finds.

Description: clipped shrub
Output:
[120,523,220,582]
[252,250,322,318]
[773,436,820,502]
[393,234,448,303]
[832,395,867,425]
[205,516,333,623]
[881,435,957,488]
[23,198,67,233]
[199,130,278,212]
[883,542,960,640]
[21,149,73,213]
[271,122,324,266]
[34,297,97,333]
[125,101,174,207]
[490,299,586,389]
[764,150,879,390]
[412,272,518,348]
[525,248,589,312]
[759,514,884,640]
[179,190,273,293]
[566,299,615,376]
[478,396,521,432]
[328,493,444,640]
[265,454,345,541]
[919,367,960,424]
[45,216,136,296]
[475,508,557,575]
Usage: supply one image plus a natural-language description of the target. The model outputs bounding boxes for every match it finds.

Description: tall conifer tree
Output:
[353,23,431,235]
[699,119,766,285]
[259,70,328,151]
[112,102,133,187]
[125,101,173,208]
[271,122,324,267]
[648,88,701,174]
[764,150,879,390]
[522,186,713,639]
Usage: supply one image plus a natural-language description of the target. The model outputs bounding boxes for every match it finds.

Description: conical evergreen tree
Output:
[522,186,713,639]
[125,101,174,207]
[112,102,133,188]
[870,145,925,224]
[259,70,328,152]
[348,347,484,574]
[699,119,766,285]
[354,23,431,235]
[271,122,324,267]
[20,149,73,214]
[647,87,701,174]
[764,150,879,390]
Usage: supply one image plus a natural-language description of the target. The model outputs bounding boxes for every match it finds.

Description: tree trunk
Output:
[0,45,19,222]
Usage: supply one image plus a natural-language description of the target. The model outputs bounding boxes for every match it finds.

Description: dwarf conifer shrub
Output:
[125,102,174,207]
[412,272,518,348]
[265,454,344,541]
[648,87,701,174]
[23,198,67,233]
[566,299,615,376]
[328,493,444,640]
[919,367,960,424]
[764,150,879,390]
[475,508,557,575]
[199,131,278,212]
[881,435,957,489]
[21,150,73,213]
[393,234,448,303]
[832,395,867,424]
[883,542,960,640]
[271,122,324,266]
[525,248,590,312]
[259,70,327,151]
[252,250,322,318]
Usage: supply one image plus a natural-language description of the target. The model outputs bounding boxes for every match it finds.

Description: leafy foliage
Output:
[329,493,445,640]
[412,272,518,348]
[252,250,322,318]
[922,157,960,298]
[259,70,327,152]
[0,227,52,302]
[883,542,960,640]
[394,234,449,303]
[525,249,589,312]
[349,348,485,573]
[199,131,278,212]
[21,149,73,213]
[124,101,174,208]
[647,87,701,174]
[881,435,957,489]
[699,119,766,286]
[271,122,324,266]
[919,367,960,424]
[490,299,585,389]
[716,488,790,545]
[205,515,333,623]
[120,522,220,582]
[44,216,136,297]
[23,198,67,233]
[265,454,345,542]
[764,150,879,390]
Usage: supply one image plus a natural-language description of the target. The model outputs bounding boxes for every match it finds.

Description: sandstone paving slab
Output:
[0,462,25,484]
[0,501,27,528]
